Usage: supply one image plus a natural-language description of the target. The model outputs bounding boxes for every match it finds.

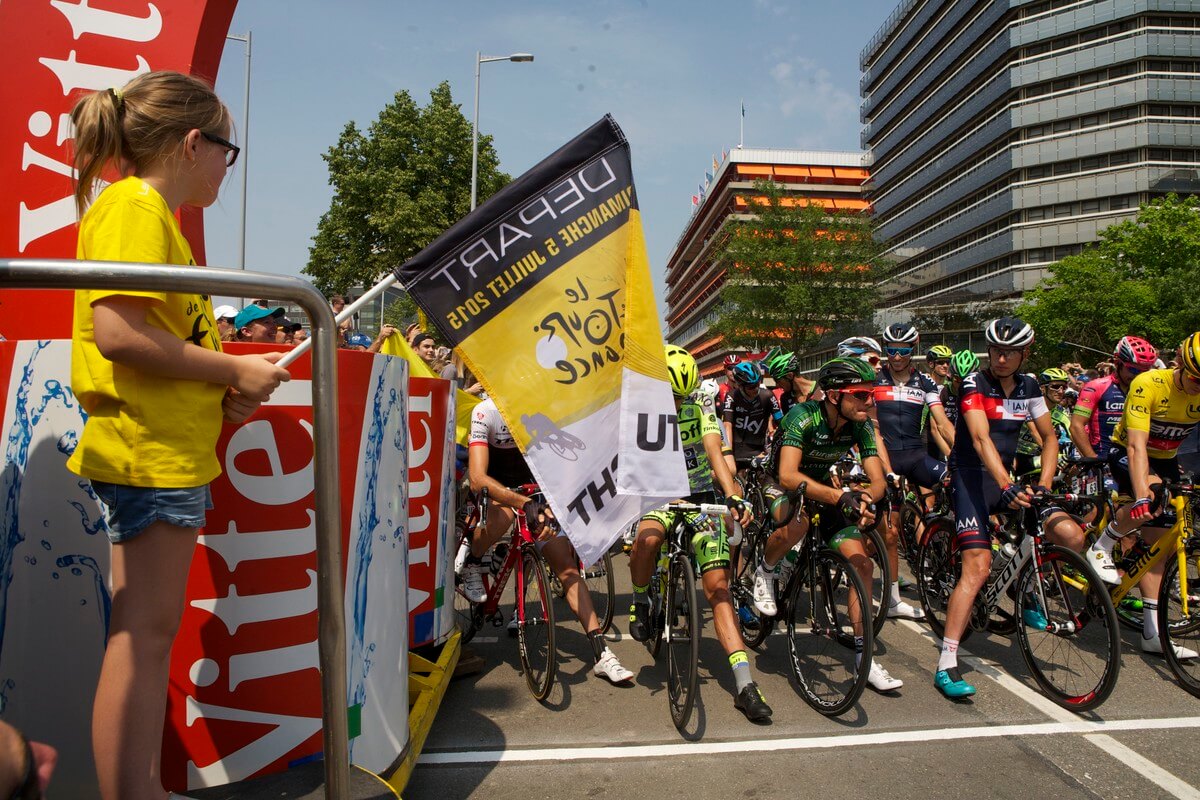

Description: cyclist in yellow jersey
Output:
[1087,332,1200,657]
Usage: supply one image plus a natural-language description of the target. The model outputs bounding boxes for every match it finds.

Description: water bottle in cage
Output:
[776,546,801,585]
[490,542,509,575]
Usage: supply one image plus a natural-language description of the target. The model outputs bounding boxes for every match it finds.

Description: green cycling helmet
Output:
[766,352,800,380]
[1038,366,1071,386]
[950,349,980,379]
[817,357,877,390]
[927,344,953,360]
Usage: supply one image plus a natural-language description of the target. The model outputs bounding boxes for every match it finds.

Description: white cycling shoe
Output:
[867,660,903,692]
[887,600,925,620]
[752,566,778,617]
[460,562,487,603]
[1141,634,1199,660]
[1085,544,1121,585]
[593,647,634,683]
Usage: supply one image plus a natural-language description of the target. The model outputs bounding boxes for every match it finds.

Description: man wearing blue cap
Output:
[235,305,285,343]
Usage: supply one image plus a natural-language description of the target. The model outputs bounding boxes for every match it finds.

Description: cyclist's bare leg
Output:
[943,548,992,643]
[879,513,900,588]
[837,537,875,638]
[470,503,515,559]
[1136,524,1176,601]
[541,536,599,632]
[1043,511,1085,551]
[630,519,665,588]
[761,515,807,567]
[701,567,745,655]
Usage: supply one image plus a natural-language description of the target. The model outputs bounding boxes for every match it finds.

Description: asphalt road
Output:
[408,557,1200,800]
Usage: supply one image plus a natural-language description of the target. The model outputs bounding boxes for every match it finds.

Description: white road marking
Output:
[418,716,1200,765]
[896,619,1197,798]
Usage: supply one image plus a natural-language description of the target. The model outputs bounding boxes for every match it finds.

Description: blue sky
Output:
[206,0,901,311]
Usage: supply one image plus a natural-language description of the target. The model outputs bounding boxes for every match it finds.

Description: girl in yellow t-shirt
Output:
[69,71,290,800]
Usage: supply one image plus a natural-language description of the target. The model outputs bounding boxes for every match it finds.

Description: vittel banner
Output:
[0,342,418,796]
[0,0,236,340]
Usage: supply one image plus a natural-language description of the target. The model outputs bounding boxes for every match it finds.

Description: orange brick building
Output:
[664,149,870,376]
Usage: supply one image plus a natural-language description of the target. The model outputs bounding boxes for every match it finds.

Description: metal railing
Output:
[0,259,351,800]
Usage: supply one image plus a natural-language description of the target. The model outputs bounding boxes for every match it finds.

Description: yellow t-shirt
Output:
[67,176,225,487]
[1111,368,1200,460]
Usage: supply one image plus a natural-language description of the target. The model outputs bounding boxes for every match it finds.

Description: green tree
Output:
[1016,194,1200,363]
[382,294,417,329]
[708,179,883,355]
[304,82,510,295]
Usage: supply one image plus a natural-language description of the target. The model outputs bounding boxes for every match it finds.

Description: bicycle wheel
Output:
[665,554,701,730]
[915,517,967,643]
[730,526,773,648]
[860,525,890,636]
[1015,546,1120,712]
[517,546,557,701]
[786,549,873,716]
[584,552,616,635]
[1159,549,1200,698]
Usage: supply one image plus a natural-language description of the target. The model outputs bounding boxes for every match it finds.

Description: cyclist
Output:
[722,360,783,475]
[628,345,768,721]
[718,353,742,409]
[934,350,979,443]
[1071,336,1158,461]
[935,317,1086,699]
[873,324,955,621]
[1014,368,1075,477]
[1085,332,1200,657]
[924,344,954,460]
[758,357,904,692]
[464,397,634,683]
[838,336,884,368]
[766,351,814,415]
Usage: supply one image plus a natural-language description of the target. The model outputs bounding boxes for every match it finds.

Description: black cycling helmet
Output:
[817,357,877,390]
[984,316,1035,348]
[882,323,919,345]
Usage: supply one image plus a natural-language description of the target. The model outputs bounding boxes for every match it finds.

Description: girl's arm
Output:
[93,295,288,401]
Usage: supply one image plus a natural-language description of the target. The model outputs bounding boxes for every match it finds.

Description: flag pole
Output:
[279,272,399,367]
[739,98,744,149]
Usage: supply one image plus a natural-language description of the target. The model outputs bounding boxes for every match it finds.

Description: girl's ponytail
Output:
[70,87,126,219]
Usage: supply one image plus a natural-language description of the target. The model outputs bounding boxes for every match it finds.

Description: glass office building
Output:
[861,0,1200,320]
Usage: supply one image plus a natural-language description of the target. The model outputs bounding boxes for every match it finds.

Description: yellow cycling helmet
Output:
[665,344,699,397]
[1179,332,1200,378]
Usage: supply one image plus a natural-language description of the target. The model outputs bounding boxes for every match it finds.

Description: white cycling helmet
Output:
[699,378,720,398]
[837,336,882,358]
[882,323,919,345]
[984,316,1035,348]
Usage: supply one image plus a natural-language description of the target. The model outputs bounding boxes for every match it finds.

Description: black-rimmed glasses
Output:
[202,131,240,167]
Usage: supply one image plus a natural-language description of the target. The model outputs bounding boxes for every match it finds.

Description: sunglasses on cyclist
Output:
[1046,382,1068,391]
[1121,363,1151,375]
[931,358,950,366]
[885,346,914,357]
[839,386,875,399]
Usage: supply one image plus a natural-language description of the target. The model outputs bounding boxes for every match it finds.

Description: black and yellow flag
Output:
[394,116,687,565]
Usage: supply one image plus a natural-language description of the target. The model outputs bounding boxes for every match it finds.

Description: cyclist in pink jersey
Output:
[1070,336,1157,459]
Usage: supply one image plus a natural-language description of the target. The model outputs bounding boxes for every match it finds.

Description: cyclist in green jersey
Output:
[1014,368,1074,477]
[628,345,767,721]
[759,357,902,692]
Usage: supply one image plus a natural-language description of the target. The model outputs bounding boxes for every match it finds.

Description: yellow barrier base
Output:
[386,631,462,797]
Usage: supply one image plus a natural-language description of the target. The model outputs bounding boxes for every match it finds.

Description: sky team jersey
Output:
[939,385,962,427]
[774,386,798,416]
[469,398,534,487]
[777,400,878,480]
[1074,374,1125,458]
[722,385,782,460]
[952,371,1048,469]
[678,399,722,494]
[873,366,942,451]
[1112,368,1200,459]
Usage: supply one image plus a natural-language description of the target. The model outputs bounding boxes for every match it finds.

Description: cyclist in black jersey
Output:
[723,361,783,473]
[924,344,954,460]
[765,352,819,416]
[935,318,1086,699]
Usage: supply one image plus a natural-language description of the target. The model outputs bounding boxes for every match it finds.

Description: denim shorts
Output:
[90,480,213,544]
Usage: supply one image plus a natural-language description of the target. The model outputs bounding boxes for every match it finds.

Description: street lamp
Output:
[471,51,534,210]
[226,31,251,307]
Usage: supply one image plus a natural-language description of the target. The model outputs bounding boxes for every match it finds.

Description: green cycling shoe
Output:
[934,667,976,698]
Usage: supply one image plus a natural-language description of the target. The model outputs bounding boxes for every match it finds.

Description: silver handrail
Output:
[0,259,350,800]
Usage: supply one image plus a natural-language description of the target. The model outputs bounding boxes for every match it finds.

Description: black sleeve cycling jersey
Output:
[723,386,782,461]
[469,398,535,488]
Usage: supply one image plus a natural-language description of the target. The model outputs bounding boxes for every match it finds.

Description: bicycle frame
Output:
[457,484,544,627]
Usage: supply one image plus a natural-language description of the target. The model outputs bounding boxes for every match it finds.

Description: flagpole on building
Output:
[739,99,744,149]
